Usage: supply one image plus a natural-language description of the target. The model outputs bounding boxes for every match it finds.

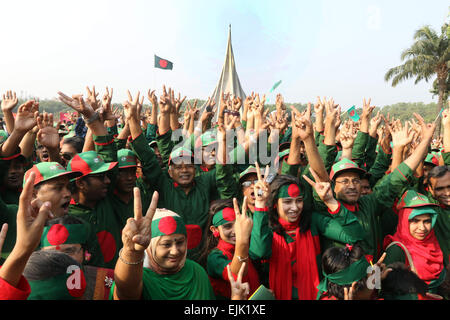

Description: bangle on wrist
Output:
[118,248,144,265]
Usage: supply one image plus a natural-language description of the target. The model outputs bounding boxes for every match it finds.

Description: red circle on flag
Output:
[47,224,69,245]
[158,216,178,235]
[185,224,202,250]
[288,184,301,198]
[97,231,117,263]
[222,207,236,221]
[159,59,168,68]
[349,110,355,116]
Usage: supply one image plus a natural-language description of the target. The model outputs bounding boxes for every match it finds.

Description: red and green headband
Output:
[278,183,302,199]
[151,216,187,239]
[40,224,88,248]
[212,207,236,227]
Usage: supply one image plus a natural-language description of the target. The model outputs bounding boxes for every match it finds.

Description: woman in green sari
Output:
[112,189,214,300]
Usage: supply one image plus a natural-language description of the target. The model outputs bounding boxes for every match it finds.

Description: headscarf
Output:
[383,206,444,283]
[144,208,187,275]
[141,208,214,300]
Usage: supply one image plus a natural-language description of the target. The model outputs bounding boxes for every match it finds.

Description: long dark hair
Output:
[267,174,311,236]
[321,244,367,300]
[197,198,234,268]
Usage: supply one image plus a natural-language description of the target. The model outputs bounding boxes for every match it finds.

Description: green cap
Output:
[195,130,218,149]
[330,158,366,181]
[67,151,117,178]
[239,166,258,183]
[117,149,138,169]
[23,162,83,187]
[396,190,439,211]
[168,147,194,165]
[424,153,439,167]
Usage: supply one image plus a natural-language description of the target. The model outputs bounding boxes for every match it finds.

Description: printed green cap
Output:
[117,149,137,169]
[239,166,258,183]
[23,162,83,187]
[330,158,366,181]
[168,147,194,165]
[67,151,117,178]
[424,153,439,167]
[195,130,218,149]
[396,190,439,211]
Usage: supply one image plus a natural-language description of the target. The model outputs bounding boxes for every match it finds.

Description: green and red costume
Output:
[206,207,260,299]
[249,183,363,300]
[383,190,446,293]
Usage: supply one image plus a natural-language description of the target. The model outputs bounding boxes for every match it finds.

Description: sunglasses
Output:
[241,180,258,188]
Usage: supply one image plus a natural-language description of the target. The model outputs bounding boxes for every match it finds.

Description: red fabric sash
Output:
[269,218,320,300]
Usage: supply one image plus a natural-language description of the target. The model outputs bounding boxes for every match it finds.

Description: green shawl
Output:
[141,259,215,300]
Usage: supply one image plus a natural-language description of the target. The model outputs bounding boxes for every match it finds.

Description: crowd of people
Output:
[0,86,449,300]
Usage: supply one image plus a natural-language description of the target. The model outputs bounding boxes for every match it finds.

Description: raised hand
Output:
[228,263,250,300]
[100,87,116,122]
[14,100,39,133]
[369,111,383,138]
[389,120,414,149]
[291,106,313,141]
[123,90,140,121]
[17,171,54,252]
[86,85,101,111]
[174,92,187,117]
[158,85,173,114]
[253,162,270,206]
[57,92,95,119]
[1,90,18,111]
[121,189,159,252]
[413,112,436,141]
[233,197,253,244]
[339,120,358,150]
[148,89,158,108]
[37,112,59,150]
[303,167,336,206]
[275,93,286,115]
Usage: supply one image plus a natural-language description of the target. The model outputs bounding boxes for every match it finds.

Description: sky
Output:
[0,0,448,110]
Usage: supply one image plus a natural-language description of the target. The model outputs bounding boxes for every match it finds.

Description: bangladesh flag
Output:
[154,55,173,70]
[347,105,360,121]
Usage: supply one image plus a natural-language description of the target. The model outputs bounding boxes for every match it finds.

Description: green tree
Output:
[385,23,450,135]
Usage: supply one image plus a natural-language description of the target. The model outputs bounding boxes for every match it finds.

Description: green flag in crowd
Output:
[154,55,173,70]
[347,105,360,121]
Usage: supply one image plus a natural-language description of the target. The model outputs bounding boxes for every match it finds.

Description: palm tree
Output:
[385,23,450,135]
